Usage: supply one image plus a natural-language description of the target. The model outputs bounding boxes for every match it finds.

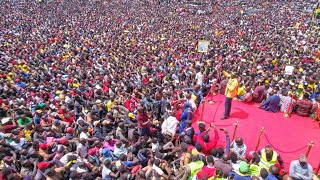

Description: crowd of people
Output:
[0,0,319,179]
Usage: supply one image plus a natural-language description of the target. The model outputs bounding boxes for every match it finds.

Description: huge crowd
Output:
[0,0,319,179]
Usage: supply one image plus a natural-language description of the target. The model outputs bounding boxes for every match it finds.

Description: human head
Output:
[211,148,217,157]
[235,137,243,146]
[206,155,214,165]
[260,168,268,179]
[222,153,229,162]
[202,133,209,143]
[298,154,307,167]
[282,174,293,180]
[269,165,279,176]
[265,145,273,156]
[217,147,224,157]
[230,152,238,163]
[198,122,206,132]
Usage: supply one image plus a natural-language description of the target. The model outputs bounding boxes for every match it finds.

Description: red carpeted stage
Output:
[192,94,320,173]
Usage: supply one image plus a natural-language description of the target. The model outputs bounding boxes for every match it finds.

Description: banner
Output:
[285,65,294,75]
[198,40,210,53]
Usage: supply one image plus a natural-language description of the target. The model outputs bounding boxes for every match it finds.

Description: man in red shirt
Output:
[136,106,151,137]
[197,155,216,179]
[196,125,219,155]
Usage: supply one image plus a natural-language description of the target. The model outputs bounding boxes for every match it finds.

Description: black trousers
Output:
[224,97,232,117]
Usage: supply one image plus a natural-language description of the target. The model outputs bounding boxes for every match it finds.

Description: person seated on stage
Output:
[295,93,313,117]
[257,145,284,173]
[289,154,313,180]
[237,82,246,100]
[279,90,296,117]
[252,82,266,103]
[230,137,247,159]
[311,95,320,126]
[240,86,253,103]
[259,90,280,113]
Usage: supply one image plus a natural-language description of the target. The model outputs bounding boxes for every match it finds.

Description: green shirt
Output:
[18,117,31,125]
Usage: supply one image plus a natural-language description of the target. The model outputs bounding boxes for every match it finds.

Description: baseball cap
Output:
[239,161,249,173]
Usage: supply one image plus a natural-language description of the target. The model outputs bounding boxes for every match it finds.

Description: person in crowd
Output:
[289,154,313,180]
[230,137,247,159]
[0,0,318,179]
[258,145,284,172]
[295,93,313,117]
[259,90,281,113]
[234,161,251,180]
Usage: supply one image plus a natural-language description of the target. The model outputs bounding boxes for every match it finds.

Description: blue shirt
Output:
[310,92,320,100]
[289,160,313,180]
[180,108,192,122]
[259,95,280,113]
[33,115,41,125]
[266,173,278,180]
[234,173,251,180]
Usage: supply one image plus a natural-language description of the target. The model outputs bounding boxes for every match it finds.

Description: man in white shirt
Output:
[186,93,197,110]
[161,111,179,138]
[76,138,88,158]
[10,136,26,151]
[195,70,204,86]
[230,137,247,158]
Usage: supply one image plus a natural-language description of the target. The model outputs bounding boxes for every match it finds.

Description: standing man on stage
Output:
[221,70,239,120]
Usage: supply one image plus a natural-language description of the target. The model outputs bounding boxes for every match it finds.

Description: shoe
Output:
[220,116,228,120]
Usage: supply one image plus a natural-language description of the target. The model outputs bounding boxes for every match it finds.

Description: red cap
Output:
[59,138,68,145]
[39,143,48,150]
[37,162,51,170]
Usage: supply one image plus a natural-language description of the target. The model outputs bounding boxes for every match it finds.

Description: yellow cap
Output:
[128,113,135,119]
[298,84,304,89]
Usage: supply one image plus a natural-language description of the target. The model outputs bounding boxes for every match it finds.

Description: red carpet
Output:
[192,94,320,173]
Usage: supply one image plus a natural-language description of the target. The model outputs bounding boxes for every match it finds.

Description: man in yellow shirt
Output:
[106,96,117,112]
[221,70,239,120]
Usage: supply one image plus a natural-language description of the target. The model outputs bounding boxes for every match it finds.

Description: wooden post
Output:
[232,121,240,141]
[316,162,320,177]
[305,141,314,158]
[255,127,265,151]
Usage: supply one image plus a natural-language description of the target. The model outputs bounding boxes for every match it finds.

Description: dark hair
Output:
[230,152,238,163]
[260,168,268,179]
[217,147,224,157]
[195,144,202,152]
[206,155,214,163]
[252,154,260,164]
[211,148,217,156]
[303,93,310,100]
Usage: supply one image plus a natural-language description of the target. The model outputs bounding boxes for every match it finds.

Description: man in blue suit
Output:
[259,90,280,113]
[179,102,193,134]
